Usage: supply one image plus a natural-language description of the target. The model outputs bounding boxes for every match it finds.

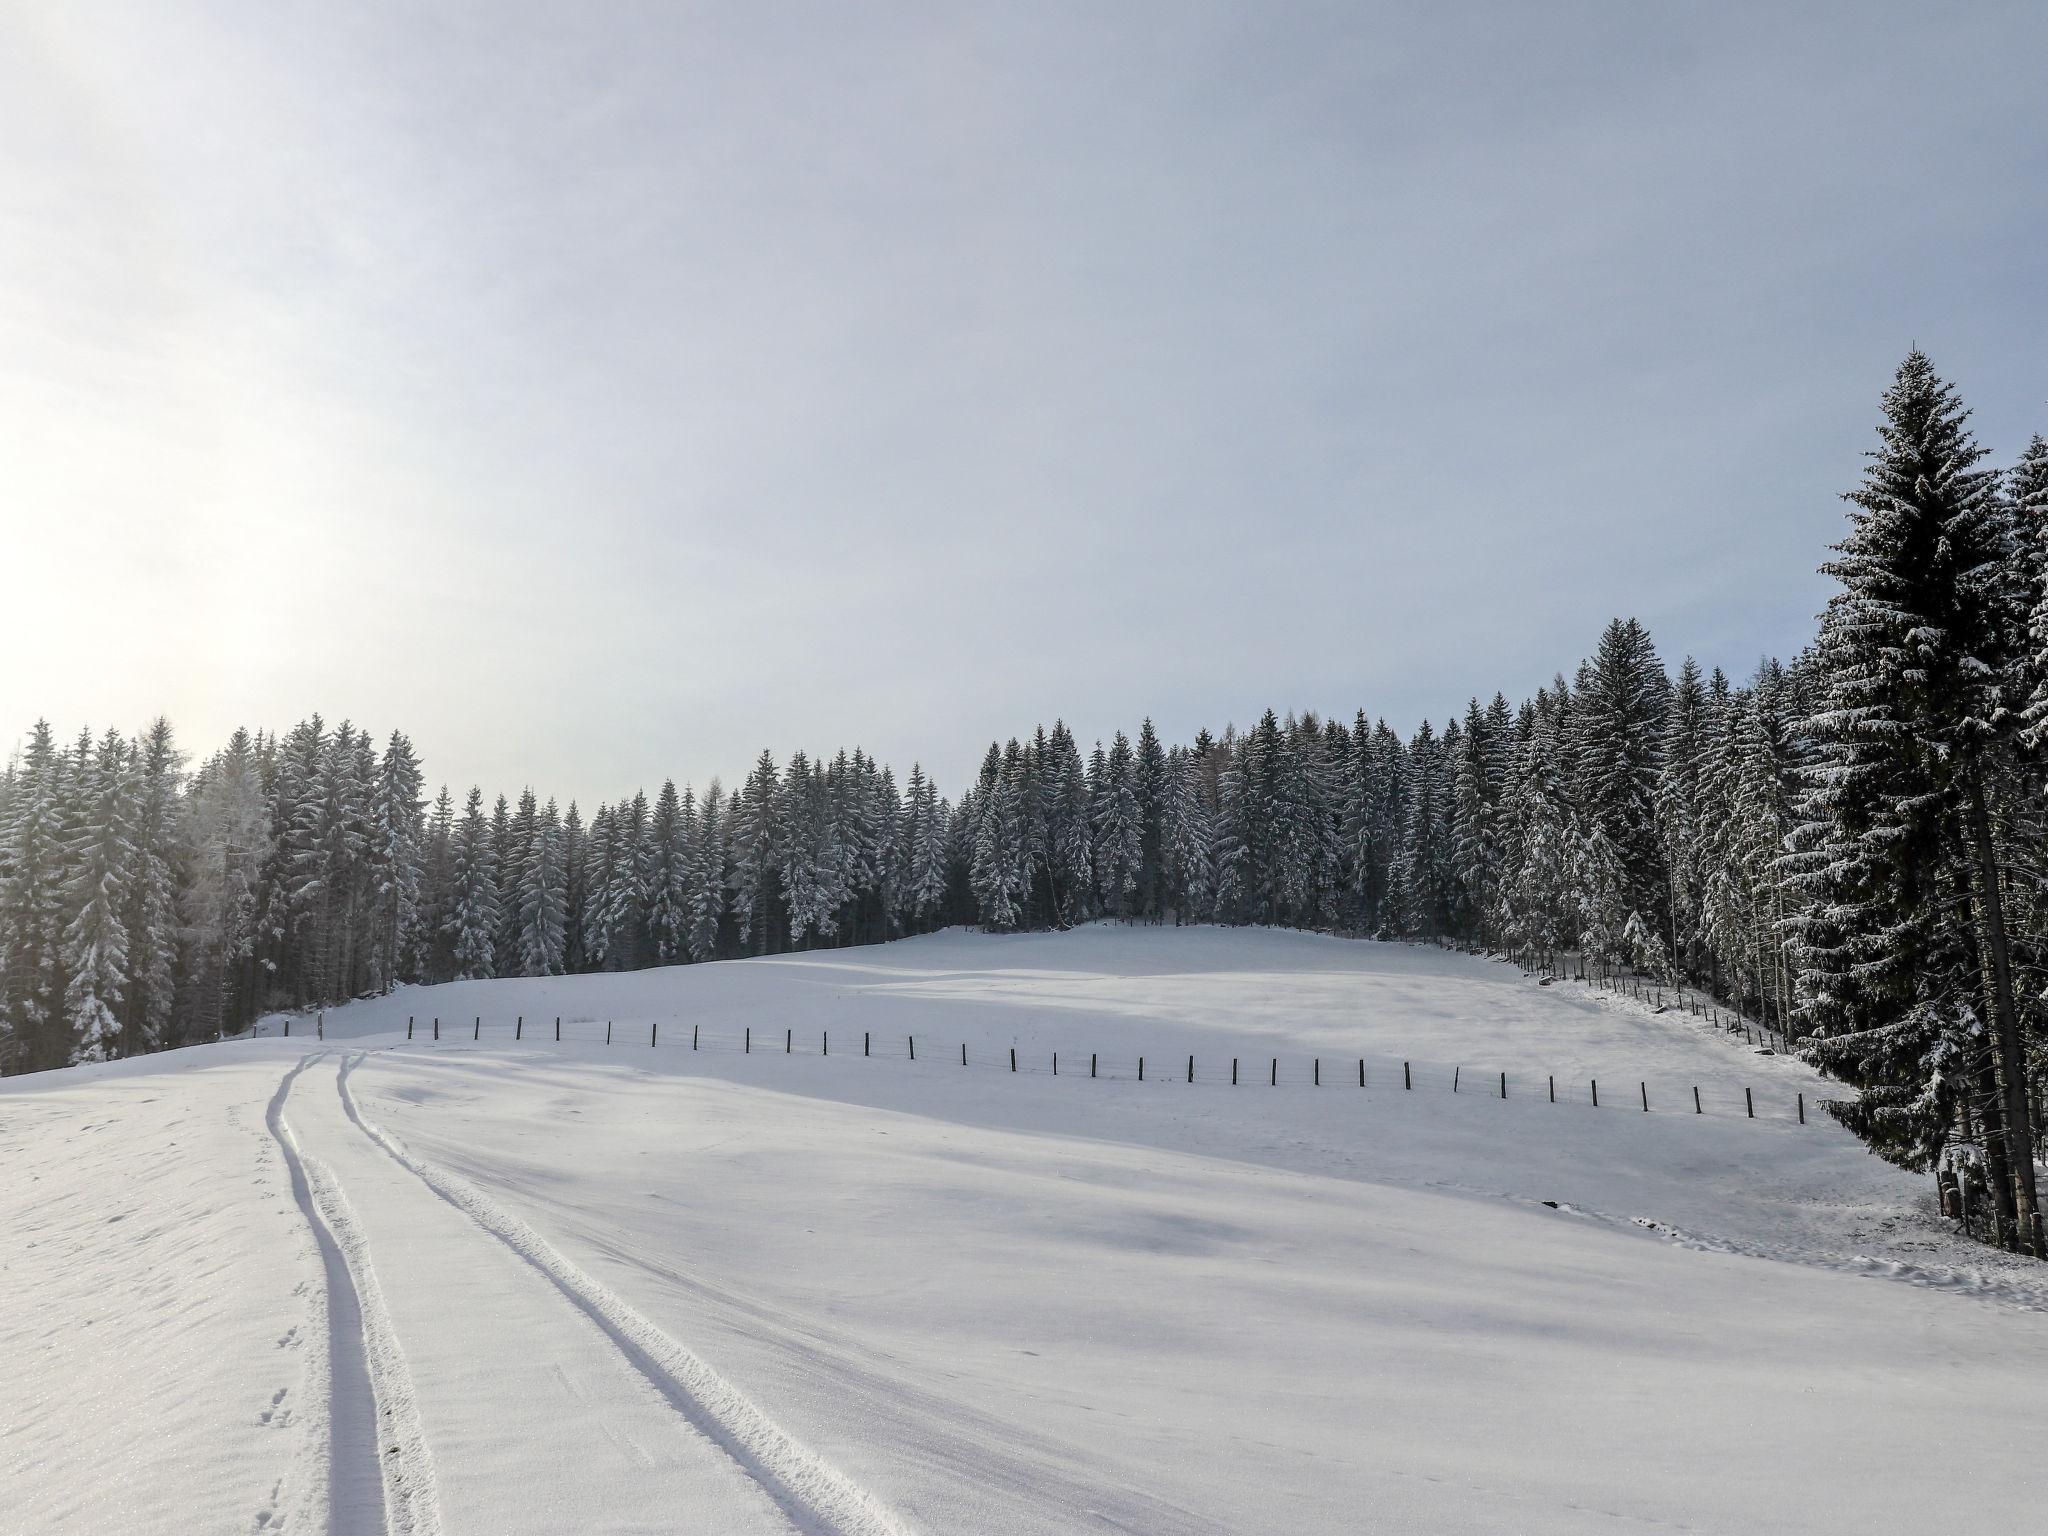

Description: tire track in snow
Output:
[334,1052,909,1536]
[270,1054,443,1535]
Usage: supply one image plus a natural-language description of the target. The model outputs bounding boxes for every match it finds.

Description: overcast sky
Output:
[4,2,2044,806]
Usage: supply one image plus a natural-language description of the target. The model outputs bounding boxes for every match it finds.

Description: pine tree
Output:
[62,729,135,1062]
[1,723,73,1069]
[728,752,781,955]
[689,782,726,961]
[1093,731,1143,919]
[1134,719,1167,919]
[1160,745,1213,921]
[517,797,568,975]
[122,719,182,1049]
[1793,351,2042,1253]
[371,730,424,992]
[446,787,501,981]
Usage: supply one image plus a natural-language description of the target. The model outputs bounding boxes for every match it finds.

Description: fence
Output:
[342,1010,1818,1128]
[1500,944,1795,1054]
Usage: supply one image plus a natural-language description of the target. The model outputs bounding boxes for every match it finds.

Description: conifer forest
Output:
[6,351,2047,1255]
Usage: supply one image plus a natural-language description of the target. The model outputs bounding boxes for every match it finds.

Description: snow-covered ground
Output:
[6,925,2045,1534]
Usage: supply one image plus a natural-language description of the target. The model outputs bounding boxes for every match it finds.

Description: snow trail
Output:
[334,1051,911,1536]
[268,1054,442,1534]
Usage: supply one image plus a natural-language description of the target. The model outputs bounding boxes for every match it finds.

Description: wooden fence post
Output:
[1187,1054,1194,1083]
[961,1042,967,1067]
[1640,1081,1648,1112]
[1404,1061,1411,1090]
[606,1021,611,1044]
[1798,1092,1805,1125]
[433,1017,439,1040]
[908,1035,914,1060]
[1694,1086,1702,1114]
[1138,1055,1145,1081]
[1314,1058,1320,1086]
[474,1016,480,1041]
[1746,1086,1754,1119]
[408,1017,414,1040]
[1358,1058,1365,1087]
[1591,1079,1599,1107]
[1548,1074,1555,1102]
[1453,1066,1460,1093]
[864,1030,870,1057]
[1270,1057,1278,1087]
[1012,1047,1018,1073]
[744,1026,750,1053]
[787,1029,793,1054]
[651,1022,658,1047]
[824,1032,829,1056]
[1232,1057,1238,1085]
[1091,1052,1097,1079]
[693,1025,699,1050]
[1500,1071,1506,1100]
[516,1016,523,1041]
[556,1017,561,1041]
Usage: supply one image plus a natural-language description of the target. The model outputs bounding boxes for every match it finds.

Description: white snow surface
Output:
[6,924,2046,1534]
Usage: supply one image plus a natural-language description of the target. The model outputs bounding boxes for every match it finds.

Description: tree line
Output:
[2,350,2043,1252]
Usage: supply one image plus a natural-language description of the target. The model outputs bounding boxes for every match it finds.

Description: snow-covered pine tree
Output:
[1160,744,1213,922]
[445,787,501,981]
[62,728,135,1062]
[121,718,182,1050]
[1394,720,1451,937]
[1570,618,1671,960]
[370,730,424,993]
[516,796,568,975]
[908,766,950,928]
[561,800,587,972]
[1045,723,1093,926]
[728,752,780,955]
[641,781,688,966]
[688,781,726,961]
[1792,350,2042,1253]
[580,804,624,970]
[1093,731,1143,919]
[417,784,454,984]
[0,722,73,1070]
[1449,700,1498,945]
[1134,718,1167,920]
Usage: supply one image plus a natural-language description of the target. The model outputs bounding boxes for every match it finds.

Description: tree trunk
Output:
[1964,776,2045,1257]
[1972,1046,2019,1250]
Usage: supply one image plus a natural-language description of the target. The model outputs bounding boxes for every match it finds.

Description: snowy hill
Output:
[6,925,2045,1534]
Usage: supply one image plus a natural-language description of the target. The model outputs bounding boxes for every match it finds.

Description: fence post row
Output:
[360,1004,1806,1133]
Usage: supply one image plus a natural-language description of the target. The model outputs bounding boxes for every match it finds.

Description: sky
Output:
[3,2,2045,807]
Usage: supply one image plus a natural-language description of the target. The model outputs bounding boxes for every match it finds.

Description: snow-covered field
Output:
[6,925,2045,1534]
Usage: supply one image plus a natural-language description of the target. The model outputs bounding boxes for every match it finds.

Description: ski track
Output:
[269,1054,444,1535]
[1526,1198,2048,1315]
[333,1050,910,1536]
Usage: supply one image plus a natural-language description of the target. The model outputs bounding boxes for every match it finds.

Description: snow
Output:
[6,925,2046,1533]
